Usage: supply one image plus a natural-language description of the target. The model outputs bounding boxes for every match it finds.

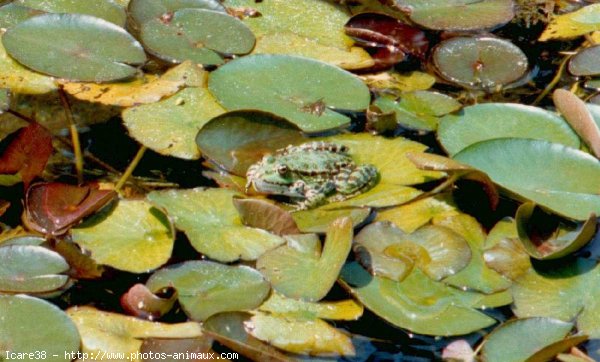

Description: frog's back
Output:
[278,149,352,175]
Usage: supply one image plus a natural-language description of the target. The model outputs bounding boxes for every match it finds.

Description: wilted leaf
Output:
[121,283,177,320]
[233,198,301,235]
[146,260,270,321]
[442,340,475,362]
[539,4,600,41]
[483,219,531,281]
[553,89,600,158]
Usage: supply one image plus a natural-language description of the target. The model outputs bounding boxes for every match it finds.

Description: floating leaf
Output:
[0,244,69,293]
[71,199,174,273]
[355,221,471,282]
[15,0,127,26]
[23,182,117,236]
[539,4,600,41]
[120,283,177,320]
[233,198,301,236]
[0,40,56,94]
[454,138,600,220]
[361,70,436,94]
[259,293,363,321]
[0,3,45,30]
[339,262,497,336]
[569,45,600,76]
[224,0,373,69]
[482,219,531,281]
[208,54,371,133]
[0,89,8,112]
[146,260,270,321]
[61,61,203,107]
[141,9,255,65]
[128,0,225,27]
[292,207,371,233]
[244,312,355,356]
[196,110,304,175]
[374,91,461,131]
[321,183,422,210]
[0,122,52,188]
[432,37,528,90]
[480,318,575,362]
[392,0,514,31]
[438,103,580,156]
[257,217,352,301]
[442,340,475,362]
[204,312,295,362]
[67,306,204,358]
[3,13,147,82]
[376,195,459,233]
[0,295,80,361]
[515,202,597,260]
[147,188,285,262]
[553,89,600,158]
[53,239,104,279]
[123,87,225,160]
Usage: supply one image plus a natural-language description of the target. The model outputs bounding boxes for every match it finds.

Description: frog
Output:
[245,141,378,209]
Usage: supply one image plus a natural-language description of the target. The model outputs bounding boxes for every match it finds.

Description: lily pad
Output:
[438,103,580,156]
[569,45,600,76]
[2,13,147,82]
[0,3,45,29]
[393,0,515,31]
[354,221,471,282]
[146,260,270,321]
[128,0,225,27]
[454,138,600,220]
[0,244,69,293]
[140,9,255,65]
[0,295,80,361]
[71,199,175,273]
[0,40,56,94]
[481,318,575,362]
[539,4,600,41]
[233,198,301,235]
[339,262,498,336]
[208,54,371,133]
[67,306,204,358]
[374,91,461,131]
[433,37,528,90]
[515,202,597,260]
[292,207,371,233]
[121,283,177,320]
[482,219,531,281]
[258,293,363,321]
[257,217,353,301]
[376,195,460,233]
[124,87,225,160]
[553,89,600,159]
[244,312,355,356]
[15,0,127,26]
[224,0,373,70]
[147,188,285,262]
[196,110,304,175]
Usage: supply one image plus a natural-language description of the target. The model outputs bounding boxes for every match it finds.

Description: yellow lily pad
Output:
[540,4,600,41]
[0,41,56,94]
[258,293,363,321]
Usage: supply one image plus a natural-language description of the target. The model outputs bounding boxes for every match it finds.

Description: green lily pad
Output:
[258,293,363,321]
[374,91,461,131]
[3,13,147,82]
[339,262,497,336]
[0,295,80,361]
[224,0,373,70]
[0,245,70,293]
[481,318,575,362]
[0,89,8,112]
[146,260,270,321]
[0,40,56,94]
[393,0,514,31]
[147,188,285,262]
[257,217,353,301]
[140,9,255,65]
[512,258,600,338]
[438,103,580,156]
[482,219,531,281]
[15,0,127,26]
[433,37,528,90]
[569,45,600,76]
[123,87,225,160]
[539,4,600,41]
[454,138,600,220]
[292,207,371,233]
[208,54,370,133]
[67,306,204,358]
[71,199,175,273]
[516,202,597,260]
[354,221,471,282]
[128,0,225,27]
[196,110,304,175]
[245,312,355,356]
[0,3,45,29]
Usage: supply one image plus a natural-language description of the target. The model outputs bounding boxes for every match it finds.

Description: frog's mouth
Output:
[248,179,305,198]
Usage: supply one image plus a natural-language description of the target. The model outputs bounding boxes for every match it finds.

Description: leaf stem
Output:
[532,54,572,106]
[58,87,84,184]
[115,145,147,192]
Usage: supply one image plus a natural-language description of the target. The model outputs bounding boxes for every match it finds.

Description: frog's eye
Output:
[277,165,289,175]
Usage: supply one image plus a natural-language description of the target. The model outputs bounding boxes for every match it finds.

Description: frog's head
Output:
[246,155,304,197]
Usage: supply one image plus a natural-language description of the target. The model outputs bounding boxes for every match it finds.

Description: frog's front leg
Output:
[334,164,378,195]
[297,181,335,210]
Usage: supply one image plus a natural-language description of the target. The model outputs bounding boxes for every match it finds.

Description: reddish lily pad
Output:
[569,45,600,76]
[233,198,301,236]
[120,283,177,320]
